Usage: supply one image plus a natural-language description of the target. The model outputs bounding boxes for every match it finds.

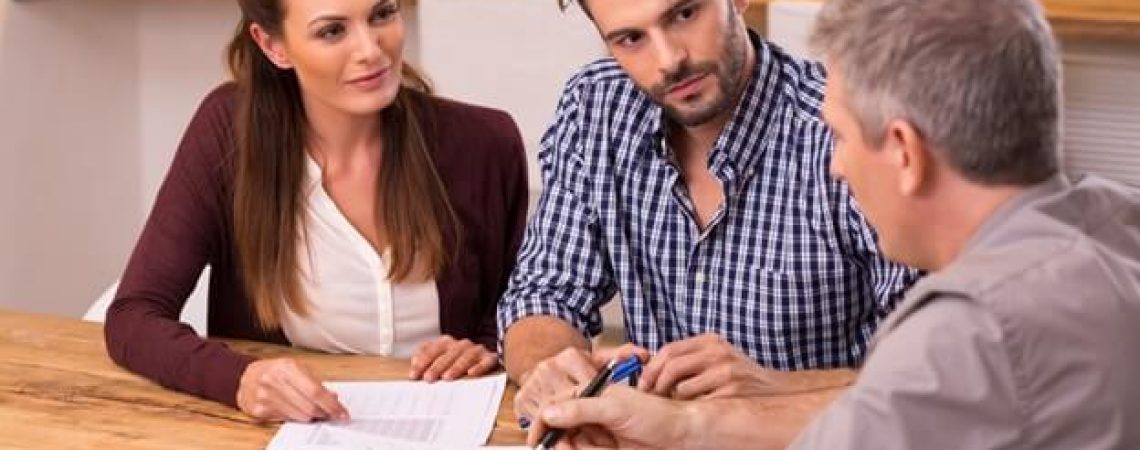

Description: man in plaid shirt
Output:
[499,0,919,421]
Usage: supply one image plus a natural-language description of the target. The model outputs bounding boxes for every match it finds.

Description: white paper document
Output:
[267,374,510,450]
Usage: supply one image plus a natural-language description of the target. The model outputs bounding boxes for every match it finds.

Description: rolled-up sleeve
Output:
[496,76,617,346]
[788,296,1023,450]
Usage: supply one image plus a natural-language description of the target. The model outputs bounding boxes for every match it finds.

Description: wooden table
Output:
[0,309,527,449]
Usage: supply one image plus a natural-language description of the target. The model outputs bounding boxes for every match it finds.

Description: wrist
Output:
[769,368,857,394]
[676,399,710,449]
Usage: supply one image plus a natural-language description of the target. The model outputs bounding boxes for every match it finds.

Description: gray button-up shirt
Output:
[789,175,1140,449]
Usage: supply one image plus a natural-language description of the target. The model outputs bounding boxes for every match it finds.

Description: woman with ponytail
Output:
[105,0,528,422]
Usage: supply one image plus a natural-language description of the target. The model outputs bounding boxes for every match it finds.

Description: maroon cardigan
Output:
[105,83,528,407]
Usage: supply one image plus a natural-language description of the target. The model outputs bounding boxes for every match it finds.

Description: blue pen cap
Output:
[609,356,642,383]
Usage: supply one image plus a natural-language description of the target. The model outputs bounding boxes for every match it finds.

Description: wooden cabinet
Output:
[1043,0,1140,41]
[746,0,1140,42]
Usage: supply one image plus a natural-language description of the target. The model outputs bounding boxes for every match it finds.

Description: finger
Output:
[639,334,723,392]
[517,376,559,421]
[443,345,486,380]
[671,363,735,400]
[554,436,577,450]
[540,384,583,414]
[245,385,288,422]
[265,380,323,423]
[281,363,349,421]
[651,351,721,397]
[591,343,650,367]
[423,340,470,381]
[639,344,693,393]
[540,397,621,430]
[526,409,551,447]
[518,352,593,421]
[295,364,350,420]
[556,429,585,450]
[534,368,584,413]
[577,425,618,448]
[556,348,601,384]
[409,336,452,379]
[467,352,499,376]
[531,385,605,449]
[515,380,543,422]
[539,386,639,429]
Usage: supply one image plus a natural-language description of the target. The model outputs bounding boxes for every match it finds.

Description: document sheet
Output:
[267,374,510,450]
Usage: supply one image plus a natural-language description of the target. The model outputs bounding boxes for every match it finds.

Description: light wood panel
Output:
[1043,0,1140,42]
[0,309,526,449]
[747,0,1140,42]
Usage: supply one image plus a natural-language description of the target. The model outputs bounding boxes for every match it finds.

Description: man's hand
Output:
[639,333,783,400]
[527,385,692,450]
[408,335,498,382]
[514,347,597,424]
[236,358,349,423]
[515,344,650,425]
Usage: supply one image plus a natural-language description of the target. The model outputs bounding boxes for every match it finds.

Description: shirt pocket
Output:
[730,266,864,368]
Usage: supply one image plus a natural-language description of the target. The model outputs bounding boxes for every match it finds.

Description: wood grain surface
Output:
[0,309,526,449]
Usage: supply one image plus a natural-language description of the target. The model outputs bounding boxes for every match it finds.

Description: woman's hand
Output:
[236,358,349,423]
[409,335,498,381]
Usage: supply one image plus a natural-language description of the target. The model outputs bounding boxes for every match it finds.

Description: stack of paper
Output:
[266,374,524,450]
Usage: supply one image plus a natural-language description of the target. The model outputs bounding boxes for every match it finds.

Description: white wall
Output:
[417,0,603,189]
[138,0,236,210]
[0,0,141,316]
[0,0,236,317]
[0,0,607,318]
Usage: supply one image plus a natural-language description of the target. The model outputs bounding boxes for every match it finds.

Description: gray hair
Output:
[810,0,1061,185]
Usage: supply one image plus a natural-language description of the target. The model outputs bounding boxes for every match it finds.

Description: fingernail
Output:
[518,417,531,429]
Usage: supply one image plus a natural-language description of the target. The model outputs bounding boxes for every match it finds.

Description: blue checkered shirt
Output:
[498,35,920,370]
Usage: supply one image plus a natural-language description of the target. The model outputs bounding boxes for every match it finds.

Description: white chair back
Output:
[84,267,210,336]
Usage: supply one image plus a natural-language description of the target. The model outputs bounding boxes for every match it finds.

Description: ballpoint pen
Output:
[609,356,642,387]
[519,356,642,431]
[535,356,643,450]
[535,359,616,450]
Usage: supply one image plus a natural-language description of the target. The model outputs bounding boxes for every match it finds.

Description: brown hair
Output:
[227,0,459,330]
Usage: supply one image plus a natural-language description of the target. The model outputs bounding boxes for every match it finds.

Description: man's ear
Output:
[250,23,294,70]
[883,119,929,197]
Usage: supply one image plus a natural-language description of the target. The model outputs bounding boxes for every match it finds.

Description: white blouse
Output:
[278,157,441,357]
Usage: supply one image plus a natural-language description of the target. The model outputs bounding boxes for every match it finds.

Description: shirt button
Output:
[695,272,706,283]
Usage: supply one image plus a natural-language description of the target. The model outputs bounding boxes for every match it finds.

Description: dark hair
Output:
[227,0,459,330]
[557,0,592,19]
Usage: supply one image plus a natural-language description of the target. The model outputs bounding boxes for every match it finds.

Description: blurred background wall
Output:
[0,0,1136,329]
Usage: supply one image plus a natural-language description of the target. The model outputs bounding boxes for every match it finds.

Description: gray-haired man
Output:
[525,0,1140,448]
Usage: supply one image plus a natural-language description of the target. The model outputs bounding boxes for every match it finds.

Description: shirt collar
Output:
[961,174,1072,255]
[303,153,323,194]
[649,30,782,180]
